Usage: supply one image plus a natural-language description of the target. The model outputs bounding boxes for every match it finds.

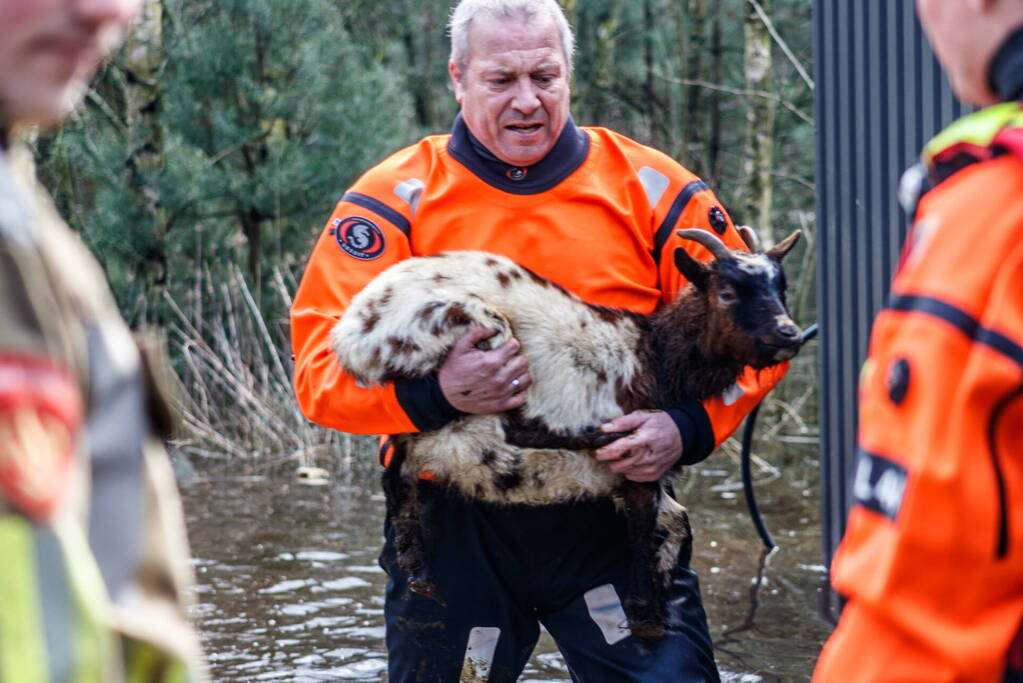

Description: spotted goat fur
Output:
[331,226,802,639]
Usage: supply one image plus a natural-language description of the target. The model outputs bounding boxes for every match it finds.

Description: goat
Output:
[330,226,802,639]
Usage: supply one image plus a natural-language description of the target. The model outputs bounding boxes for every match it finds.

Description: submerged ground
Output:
[182,447,833,682]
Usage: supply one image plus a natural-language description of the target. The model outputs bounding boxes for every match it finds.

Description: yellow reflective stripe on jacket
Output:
[923,101,1023,165]
[0,516,48,683]
[0,516,116,683]
[125,639,190,683]
[56,519,113,683]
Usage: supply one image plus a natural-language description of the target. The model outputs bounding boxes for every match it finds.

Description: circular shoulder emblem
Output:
[708,206,728,235]
[333,216,386,260]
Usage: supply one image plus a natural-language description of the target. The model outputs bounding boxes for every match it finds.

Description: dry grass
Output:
[164,262,373,477]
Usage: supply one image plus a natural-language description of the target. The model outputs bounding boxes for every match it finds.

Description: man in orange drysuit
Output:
[291,0,788,680]
[813,1,1023,681]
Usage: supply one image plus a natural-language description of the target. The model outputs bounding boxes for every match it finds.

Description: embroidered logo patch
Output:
[708,206,728,235]
[0,356,82,520]
[333,216,385,260]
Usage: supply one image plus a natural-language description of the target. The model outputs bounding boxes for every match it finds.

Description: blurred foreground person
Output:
[0,0,206,680]
[813,0,1023,680]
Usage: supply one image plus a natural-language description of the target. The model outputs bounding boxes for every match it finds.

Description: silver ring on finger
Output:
[511,378,521,390]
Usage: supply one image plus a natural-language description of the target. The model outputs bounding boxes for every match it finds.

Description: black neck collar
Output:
[989,25,1023,102]
[447,113,590,195]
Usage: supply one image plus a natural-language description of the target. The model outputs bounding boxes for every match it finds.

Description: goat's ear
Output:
[765,229,802,262]
[674,247,710,290]
[737,225,762,252]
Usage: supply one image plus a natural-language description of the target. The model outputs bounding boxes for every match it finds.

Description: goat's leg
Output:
[621,480,667,640]
[502,413,630,450]
[382,440,437,599]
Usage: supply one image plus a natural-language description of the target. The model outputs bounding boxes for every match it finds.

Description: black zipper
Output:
[989,383,1023,559]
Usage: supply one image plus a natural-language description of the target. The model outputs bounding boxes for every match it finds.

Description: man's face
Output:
[916,0,1000,106]
[0,0,140,128]
[449,12,570,167]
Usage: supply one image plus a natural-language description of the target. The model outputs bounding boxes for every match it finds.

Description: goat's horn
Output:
[737,225,762,252]
[676,228,732,261]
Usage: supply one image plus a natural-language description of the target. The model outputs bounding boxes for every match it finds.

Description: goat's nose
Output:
[778,324,801,341]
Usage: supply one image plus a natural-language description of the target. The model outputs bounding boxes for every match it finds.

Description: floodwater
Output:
[182,452,834,682]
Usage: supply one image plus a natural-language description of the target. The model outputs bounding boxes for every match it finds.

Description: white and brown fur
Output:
[331,226,802,638]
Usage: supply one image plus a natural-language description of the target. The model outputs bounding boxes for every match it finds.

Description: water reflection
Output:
[182,459,832,681]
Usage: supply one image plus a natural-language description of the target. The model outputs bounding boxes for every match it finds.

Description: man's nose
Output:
[510,77,541,115]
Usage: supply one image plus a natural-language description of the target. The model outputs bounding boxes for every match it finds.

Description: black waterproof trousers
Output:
[380,481,720,682]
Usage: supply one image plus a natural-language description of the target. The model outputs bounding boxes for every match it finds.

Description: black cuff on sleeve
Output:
[393,374,463,432]
[666,400,716,466]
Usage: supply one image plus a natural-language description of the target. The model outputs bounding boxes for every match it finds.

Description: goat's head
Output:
[673,227,803,368]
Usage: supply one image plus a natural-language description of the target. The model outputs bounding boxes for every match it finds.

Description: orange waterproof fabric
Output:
[813,155,1023,681]
[291,125,787,448]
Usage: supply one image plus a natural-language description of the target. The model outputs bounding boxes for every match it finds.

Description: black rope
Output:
[741,323,818,550]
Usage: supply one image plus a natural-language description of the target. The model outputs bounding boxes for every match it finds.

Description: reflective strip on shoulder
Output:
[0,516,49,682]
[721,383,744,407]
[57,519,114,683]
[637,167,670,209]
[393,179,425,218]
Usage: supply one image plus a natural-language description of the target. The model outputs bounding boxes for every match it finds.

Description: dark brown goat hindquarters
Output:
[331,226,802,639]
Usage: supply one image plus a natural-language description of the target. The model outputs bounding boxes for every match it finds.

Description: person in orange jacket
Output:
[291,0,789,679]
[813,1,1023,681]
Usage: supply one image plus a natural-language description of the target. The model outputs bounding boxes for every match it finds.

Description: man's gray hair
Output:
[448,0,575,77]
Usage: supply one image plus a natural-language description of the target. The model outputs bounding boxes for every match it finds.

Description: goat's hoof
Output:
[571,430,630,449]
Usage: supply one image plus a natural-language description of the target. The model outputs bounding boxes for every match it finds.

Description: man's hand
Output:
[438,326,532,414]
[593,410,683,482]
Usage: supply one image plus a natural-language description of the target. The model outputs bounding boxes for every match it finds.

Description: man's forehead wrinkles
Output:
[481,60,561,76]
[477,53,562,76]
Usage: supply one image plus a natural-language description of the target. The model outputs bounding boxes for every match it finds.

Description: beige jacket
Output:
[0,143,206,682]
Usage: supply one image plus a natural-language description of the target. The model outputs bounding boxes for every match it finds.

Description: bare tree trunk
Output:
[242,208,264,288]
[403,0,443,132]
[124,0,168,294]
[707,8,723,187]
[680,0,706,176]
[743,0,775,234]
[643,0,658,147]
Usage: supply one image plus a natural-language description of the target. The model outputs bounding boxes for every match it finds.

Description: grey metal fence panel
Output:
[813,1,968,568]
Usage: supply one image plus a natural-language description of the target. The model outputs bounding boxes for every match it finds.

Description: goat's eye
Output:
[718,286,739,305]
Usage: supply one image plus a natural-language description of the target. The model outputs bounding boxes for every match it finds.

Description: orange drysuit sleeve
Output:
[291,191,424,435]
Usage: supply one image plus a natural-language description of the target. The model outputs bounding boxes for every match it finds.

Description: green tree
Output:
[39,0,414,314]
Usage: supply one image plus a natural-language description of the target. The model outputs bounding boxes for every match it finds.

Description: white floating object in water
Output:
[296,466,330,486]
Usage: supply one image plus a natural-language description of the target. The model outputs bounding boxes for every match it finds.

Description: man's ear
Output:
[449,61,465,104]
[674,247,710,290]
